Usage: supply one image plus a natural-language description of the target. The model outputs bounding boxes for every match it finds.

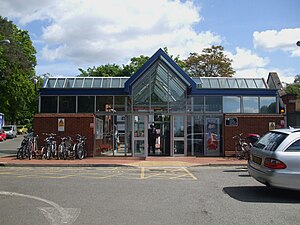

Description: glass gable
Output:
[132,59,188,111]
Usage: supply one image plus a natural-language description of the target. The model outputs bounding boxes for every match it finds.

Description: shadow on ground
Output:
[223,186,300,203]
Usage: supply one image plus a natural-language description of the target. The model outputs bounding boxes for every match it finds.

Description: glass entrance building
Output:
[36,49,283,157]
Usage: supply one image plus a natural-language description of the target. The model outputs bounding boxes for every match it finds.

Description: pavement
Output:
[0,155,247,167]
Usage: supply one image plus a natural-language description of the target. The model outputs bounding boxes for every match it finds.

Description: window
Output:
[59,96,76,113]
[193,96,204,112]
[78,96,95,113]
[243,97,259,113]
[223,96,240,113]
[41,96,57,113]
[260,97,276,114]
[114,96,126,112]
[253,132,287,151]
[285,140,300,152]
[96,96,113,112]
[205,96,222,112]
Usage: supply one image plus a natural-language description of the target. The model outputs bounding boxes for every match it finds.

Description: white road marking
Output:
[0,191,80,225]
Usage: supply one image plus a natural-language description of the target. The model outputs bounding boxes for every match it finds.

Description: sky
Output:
[0,0,300,83]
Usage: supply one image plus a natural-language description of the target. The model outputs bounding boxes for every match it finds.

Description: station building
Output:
[34,49,285,157]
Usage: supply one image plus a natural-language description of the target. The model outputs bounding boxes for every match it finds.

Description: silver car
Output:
[248,127,300,191]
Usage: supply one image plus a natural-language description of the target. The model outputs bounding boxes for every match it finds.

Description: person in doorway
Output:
[148,124,157,154]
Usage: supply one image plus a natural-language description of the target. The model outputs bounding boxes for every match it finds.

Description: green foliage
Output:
[283,74,300,98]
[78,64,123,77]
[78,55,149,77]
[184,45,235,77]
[0,16,37,125]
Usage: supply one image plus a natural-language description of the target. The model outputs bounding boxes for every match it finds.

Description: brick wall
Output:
[33,114,95,157]
[224,114,284,156]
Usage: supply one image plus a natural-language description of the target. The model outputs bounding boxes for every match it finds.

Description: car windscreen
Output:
[2,127,11,131]
[253,132,287,151]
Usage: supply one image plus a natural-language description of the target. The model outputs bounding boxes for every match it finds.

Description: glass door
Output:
[132,115,147,156]
[148,114,171,156]
[173,115,185,156]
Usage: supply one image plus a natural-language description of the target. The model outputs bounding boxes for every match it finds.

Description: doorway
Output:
[148,114,171,156]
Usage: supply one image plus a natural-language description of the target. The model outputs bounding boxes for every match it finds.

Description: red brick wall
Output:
[224,114,284,156]
[33,114,95,157]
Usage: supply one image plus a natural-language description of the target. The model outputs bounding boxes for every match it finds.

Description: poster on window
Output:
[205,118,220,154]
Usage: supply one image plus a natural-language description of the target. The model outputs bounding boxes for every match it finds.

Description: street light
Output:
[0,39,10,45]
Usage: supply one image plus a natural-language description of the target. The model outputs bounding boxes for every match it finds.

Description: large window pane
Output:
[59,96,76,113]
[41,96,57,113]
[96,96,113,112]
[260,97,276,114]
[243,97,259,113]
[205,96,222,112]
[114,96,126,112]
[78,96,94,113]
[193,96,204,112]
[223,96,240,113]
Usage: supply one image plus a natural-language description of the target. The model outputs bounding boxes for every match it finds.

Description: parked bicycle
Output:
[74,134,87,160]
[232,133,250,160]
[58,136,74,160]
[41,133,57,160]
[17,133,38,160]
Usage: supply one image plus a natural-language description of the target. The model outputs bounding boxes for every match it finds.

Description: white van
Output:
[2,125,17,138]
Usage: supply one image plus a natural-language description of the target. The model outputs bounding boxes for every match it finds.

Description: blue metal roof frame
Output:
[191,88,277,96]
[39,48,278,97]
[124,48,196,94]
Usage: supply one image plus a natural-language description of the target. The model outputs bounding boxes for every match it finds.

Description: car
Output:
[17,125,28,134]
[0,129,6,141]
[248,127,300,191]
[2,125,17,139]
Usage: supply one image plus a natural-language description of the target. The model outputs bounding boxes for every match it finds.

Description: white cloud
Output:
[0,0,221,67]
[225,47,269,79]
[226,47,296,83]
[253,28,300,57]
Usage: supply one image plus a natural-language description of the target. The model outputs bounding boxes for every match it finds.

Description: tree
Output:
[284,74,300,98]
[78,56,149,77]
[184,45,235,77]
[0,16,37,125]
[78,64,123,77]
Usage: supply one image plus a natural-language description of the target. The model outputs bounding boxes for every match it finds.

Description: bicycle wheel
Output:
[27,142,33,160]
[17,147,23,159]
[46,146,51,160]
[77,144,84,160]
[41,147,46,160]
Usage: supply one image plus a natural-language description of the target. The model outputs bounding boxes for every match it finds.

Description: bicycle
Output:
[232,133,250,160]
[74,134,87,160]
[41,133,57,160]
[16,133,38,160]
[58,136,73,160]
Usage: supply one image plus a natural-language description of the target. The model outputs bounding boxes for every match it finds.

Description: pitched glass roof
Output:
[192,77,268,89]
[43,77,129,88]
[132,59,187,104]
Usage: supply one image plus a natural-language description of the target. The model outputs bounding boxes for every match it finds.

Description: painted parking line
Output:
[0,167,197,180]
[141,167,197,180]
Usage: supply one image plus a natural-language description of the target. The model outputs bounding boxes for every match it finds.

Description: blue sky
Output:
[1,0,299,83]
